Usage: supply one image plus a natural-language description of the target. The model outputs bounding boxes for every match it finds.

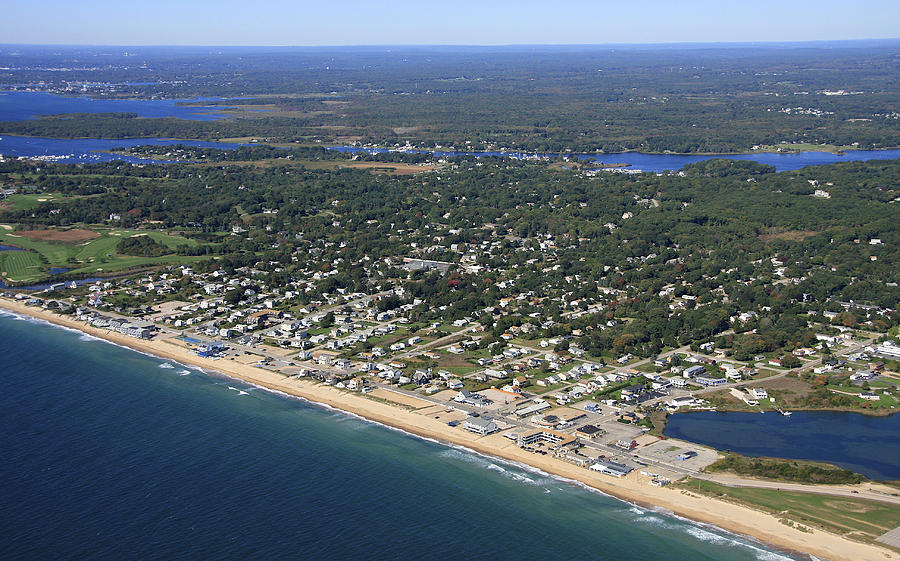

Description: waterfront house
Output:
[463,416,499,436]
[665,395,698,409]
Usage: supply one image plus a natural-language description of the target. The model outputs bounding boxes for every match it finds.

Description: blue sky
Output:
[2,0,898,46]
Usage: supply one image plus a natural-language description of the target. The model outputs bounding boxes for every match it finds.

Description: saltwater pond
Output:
[664,410,900,480]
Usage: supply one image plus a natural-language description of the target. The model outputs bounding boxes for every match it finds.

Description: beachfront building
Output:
[516,429,577,449]
[464,416,499,436]
[590,459,633,478]
[88,315,154,339]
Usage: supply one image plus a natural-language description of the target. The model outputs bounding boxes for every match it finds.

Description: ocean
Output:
[0,311,802,561]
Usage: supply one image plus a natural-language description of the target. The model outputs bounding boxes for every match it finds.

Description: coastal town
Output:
[2,253,899,560]
[3,243,896,496]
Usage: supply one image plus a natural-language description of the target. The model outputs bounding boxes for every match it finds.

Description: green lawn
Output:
[532,381,571,394]
[825,385,899,409]
[0,250,46,283]
[682,478,900,541]
[0,226,210,283]
[0,192,68,212]
[440,366,478,375]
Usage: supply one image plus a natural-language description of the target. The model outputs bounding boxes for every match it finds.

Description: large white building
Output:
[463,417,499,436]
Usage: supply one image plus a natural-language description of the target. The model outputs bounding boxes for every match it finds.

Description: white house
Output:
[464,416,499,436]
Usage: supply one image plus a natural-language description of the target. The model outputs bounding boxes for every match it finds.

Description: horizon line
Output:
[2,38,899,49]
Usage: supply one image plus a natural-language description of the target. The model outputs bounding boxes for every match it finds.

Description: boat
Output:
[778,409,792,416]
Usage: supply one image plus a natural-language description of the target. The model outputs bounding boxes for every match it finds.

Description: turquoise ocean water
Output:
[0,311,803,561]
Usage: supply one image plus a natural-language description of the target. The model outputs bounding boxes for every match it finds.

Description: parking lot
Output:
[639,439,719,471]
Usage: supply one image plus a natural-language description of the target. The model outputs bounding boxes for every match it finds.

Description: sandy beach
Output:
[1,297,895,561]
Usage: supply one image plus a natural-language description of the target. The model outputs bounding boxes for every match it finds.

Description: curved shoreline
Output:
[0,297,895,561]
[671,404,898,418]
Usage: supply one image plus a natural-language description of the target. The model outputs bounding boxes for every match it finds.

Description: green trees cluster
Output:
[115,236,171,257]
[707,454,865,484]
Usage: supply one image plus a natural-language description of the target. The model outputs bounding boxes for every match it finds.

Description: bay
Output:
[0,135,247,164]
[0,311,800,560]
[0,91,236,122]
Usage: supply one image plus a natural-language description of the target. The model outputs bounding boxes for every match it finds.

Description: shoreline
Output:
[5,131,900,158]
[669,404,898,418]
[1,297,896,561]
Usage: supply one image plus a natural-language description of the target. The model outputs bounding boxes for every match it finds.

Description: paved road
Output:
[698,473,900,506]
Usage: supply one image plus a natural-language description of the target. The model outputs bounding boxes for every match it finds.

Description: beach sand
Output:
[1,297,895,561]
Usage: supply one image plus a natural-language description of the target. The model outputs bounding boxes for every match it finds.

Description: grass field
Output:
[0,250,46,283]
[0,193,68,212]
[757,143,860,154]
[0,226,211,283]
[682,478,900,542]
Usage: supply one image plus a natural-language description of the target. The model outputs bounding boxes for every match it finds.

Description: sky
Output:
[2,0,898,46]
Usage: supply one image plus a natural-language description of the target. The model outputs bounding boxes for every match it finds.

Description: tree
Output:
[781,355,801,369]
[224,287,243,306]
